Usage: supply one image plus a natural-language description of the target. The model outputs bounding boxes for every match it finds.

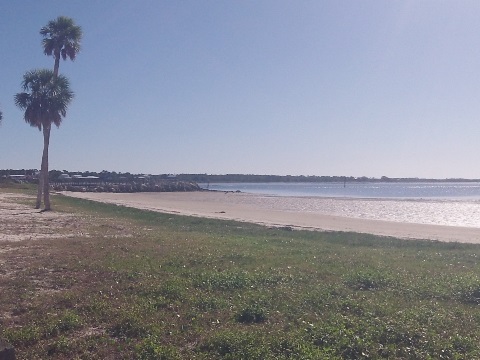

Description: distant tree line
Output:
[2,170,479,184]
[1,169,176,183]
[175,174,480,183]
[175,174,358,183]
[0,170,139,182]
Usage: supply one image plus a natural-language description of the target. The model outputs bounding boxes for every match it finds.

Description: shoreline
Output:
[61,191,480,244]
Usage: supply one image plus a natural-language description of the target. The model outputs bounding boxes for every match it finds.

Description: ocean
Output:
[200,182,480,200]
[199,182,480,228]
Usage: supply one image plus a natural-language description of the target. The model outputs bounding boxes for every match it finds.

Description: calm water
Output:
[199,182,480,228]
[201,182,480,200]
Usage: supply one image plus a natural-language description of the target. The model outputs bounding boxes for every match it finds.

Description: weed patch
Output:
[235,302,268,324]
[343,269,395,290]
[135,336,181,360]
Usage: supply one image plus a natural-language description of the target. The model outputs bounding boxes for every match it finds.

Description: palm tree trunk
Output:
[35,167,43,209]
[42,124,51,210]
[41,53,59,211]
[36,141,47,209]
[38,54,59,210]
[53,52,60,78]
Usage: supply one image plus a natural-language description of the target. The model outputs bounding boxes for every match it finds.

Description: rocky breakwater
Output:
[52,180,201,193]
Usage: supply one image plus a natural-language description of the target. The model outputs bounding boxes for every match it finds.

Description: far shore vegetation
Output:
[2,169,480,184]
[1,184,480,359]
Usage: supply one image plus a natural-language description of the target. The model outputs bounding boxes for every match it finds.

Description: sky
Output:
[1,1,480,178]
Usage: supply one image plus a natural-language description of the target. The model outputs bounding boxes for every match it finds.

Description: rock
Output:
[0,339,15,360]
[53,180,201,193]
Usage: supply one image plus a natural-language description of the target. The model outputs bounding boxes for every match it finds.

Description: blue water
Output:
[200,182,480,200]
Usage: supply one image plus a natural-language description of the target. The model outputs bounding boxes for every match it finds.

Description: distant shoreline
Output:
[4,169,480,185]
[176,174,480,184]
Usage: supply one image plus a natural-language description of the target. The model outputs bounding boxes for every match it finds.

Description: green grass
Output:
[1,189,480,359]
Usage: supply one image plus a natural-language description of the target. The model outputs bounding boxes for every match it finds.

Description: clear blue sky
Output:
[1,1,480,178]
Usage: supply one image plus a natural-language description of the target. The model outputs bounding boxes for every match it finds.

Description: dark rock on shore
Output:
[52,180,201,193]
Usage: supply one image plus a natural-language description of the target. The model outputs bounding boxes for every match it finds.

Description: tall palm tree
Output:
[37,16,81,205]
[14,69,74,210]
[40,16,82,77]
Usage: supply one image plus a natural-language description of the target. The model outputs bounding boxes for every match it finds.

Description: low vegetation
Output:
[1,187,480,359]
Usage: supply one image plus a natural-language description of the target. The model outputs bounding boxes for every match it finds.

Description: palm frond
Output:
[14,69,74,131]
[40,16,82,62]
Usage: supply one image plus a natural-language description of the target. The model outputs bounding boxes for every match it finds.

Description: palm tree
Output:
[37,16,81,206]
[40,16,82,77]
[14,69,74,210]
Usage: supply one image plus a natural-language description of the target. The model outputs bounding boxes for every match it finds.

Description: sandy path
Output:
[62,191,480,243]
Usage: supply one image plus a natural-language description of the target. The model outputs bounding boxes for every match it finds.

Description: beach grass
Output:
[1,189,480,359]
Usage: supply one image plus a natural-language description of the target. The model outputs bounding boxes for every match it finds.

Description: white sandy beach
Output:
[61,191,480,244]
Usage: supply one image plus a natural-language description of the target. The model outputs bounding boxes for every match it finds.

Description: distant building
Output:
[73,176,100,181]
[8,174,27,181]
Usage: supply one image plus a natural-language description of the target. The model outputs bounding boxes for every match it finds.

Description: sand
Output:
[61,191,480,243]
[0,192,133,242]
[0,192,83,242]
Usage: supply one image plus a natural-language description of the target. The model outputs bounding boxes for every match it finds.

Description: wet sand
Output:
[62,191,480,243]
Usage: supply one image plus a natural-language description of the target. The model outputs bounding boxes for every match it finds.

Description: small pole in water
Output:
[344,176,346,188]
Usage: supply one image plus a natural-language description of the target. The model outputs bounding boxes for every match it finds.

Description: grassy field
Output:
[1,188,480,359]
